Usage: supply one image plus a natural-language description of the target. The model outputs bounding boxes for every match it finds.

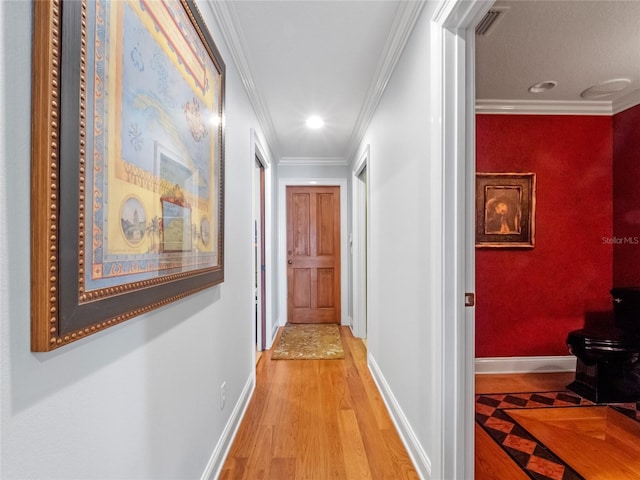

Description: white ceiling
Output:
[211,1,640,164]
[211,0,424,164]
[476,1,640,114]
[231,1,398,163]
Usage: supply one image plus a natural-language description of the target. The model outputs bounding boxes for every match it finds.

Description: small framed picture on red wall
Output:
[476,173,536,248]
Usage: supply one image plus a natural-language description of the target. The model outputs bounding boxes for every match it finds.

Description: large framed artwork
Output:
[31,0,225,351]
[476,173,536,248]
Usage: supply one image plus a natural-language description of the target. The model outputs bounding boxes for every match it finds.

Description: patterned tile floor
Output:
[475,391,640,480]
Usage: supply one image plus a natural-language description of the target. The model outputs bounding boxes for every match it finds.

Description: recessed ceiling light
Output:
[580,78,631,99]
[306,116,324,129]
[528,81,557,94]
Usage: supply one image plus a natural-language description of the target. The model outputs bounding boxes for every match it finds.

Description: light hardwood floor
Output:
[226,338,635,480]
[475,371,575,396]
[220,327,418,479]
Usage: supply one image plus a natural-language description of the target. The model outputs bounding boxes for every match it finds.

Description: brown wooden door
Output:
[286,186,341,324]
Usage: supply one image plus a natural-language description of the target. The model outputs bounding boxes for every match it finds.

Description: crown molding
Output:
[612,88,640,115]
[206,1,280,160]
[476,96,640,116]
[345,0,427,167]
[475,99,614,116]
[432,0,463,25]
[279,157,348,167]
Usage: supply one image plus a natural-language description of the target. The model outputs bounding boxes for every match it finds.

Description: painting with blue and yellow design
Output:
[85,0,222,293]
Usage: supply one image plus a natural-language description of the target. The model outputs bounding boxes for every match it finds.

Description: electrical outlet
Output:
[220,381,226,410]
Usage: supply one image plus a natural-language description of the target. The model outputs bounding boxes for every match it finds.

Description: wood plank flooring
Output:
[224,345,640,480]
[475,372,575,396]
[220,327,418,480]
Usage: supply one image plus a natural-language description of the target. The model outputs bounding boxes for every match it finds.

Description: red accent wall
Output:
[476,115,613,357]
[613,104,640,286]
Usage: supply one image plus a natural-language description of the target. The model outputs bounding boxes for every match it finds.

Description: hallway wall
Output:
[356,3,441,477]
[0,2,264,478]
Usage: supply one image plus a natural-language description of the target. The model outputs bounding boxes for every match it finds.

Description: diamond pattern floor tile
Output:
[476,391,640,480]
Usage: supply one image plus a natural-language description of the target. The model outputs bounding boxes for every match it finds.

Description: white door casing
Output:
[431,0,492,478]
[352,145,369,339]
[250,129,274,349]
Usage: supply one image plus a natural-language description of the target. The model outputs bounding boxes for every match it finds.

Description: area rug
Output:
[271,324,344,360]
[476,391,640,480]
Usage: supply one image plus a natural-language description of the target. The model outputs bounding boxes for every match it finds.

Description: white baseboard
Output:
[266,322,279,350]
[201,373,255,480]
[368,353,430,479]
[475,355,576,374]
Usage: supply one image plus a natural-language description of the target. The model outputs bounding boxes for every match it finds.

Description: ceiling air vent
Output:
[476,7,508,37]
[580,78,631,99]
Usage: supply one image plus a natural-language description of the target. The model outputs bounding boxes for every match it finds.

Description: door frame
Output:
[250,129,274,349]
[351,145,369,339]
[431,0,491,477]
[278,178,348,327]
[253,158,266,350]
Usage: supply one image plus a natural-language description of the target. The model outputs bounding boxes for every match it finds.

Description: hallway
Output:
[220,327,418,479]
[1,1,469,477]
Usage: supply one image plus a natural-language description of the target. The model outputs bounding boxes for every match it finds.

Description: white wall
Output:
[0,2,262,478]
[357,3,442,477]
[277,163,351,180]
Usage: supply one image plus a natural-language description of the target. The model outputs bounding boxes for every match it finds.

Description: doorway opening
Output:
[352,146,369,339]
[251,129,273,359]
[286,185,341,324]
[277,178,348,328]
[254,157,266,356]
[432,1,492,477]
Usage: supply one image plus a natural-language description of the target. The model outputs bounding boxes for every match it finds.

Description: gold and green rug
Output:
[271,324,344,360]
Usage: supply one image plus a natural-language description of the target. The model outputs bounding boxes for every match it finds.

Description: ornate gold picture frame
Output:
[31,0,225,351]
[476,173,536,248]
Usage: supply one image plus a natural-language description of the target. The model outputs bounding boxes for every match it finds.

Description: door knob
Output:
[288,260,293,264]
